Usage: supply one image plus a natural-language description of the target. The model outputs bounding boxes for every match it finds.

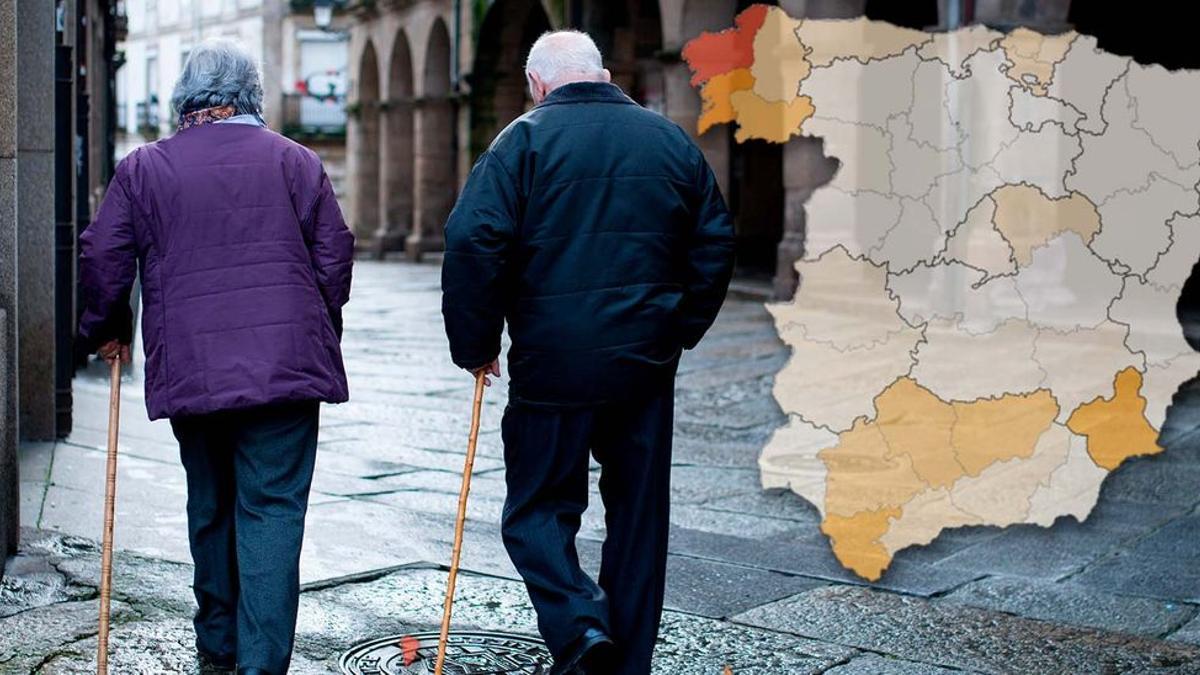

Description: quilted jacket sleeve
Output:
[303,170,355,338]
[678,152,736,350]
[441,151,519,371]
[78,162,138,352]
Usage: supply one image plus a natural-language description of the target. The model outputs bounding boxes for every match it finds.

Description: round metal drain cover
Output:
[339,630,553,674]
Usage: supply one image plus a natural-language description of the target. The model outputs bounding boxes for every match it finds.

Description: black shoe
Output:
[554,628,616,675]
[197,650,236,674]
[236,669,270,675]
[575,638,617,674]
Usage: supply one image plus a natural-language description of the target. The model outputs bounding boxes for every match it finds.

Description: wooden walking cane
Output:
[434,371,487,675]
[97,358,122,674]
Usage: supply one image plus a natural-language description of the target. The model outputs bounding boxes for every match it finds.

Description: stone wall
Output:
[16,0,55,441]
[1,0,20,566]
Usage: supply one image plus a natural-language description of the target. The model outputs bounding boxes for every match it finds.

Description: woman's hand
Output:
[98,340,132,365]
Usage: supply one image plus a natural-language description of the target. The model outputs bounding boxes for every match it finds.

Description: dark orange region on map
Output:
[681,3,768,86]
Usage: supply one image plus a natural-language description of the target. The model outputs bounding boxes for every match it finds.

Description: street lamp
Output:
[313,0,334,30]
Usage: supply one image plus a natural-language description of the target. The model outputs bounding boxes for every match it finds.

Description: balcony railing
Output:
[135,99,160,138]
[281,92,347,140]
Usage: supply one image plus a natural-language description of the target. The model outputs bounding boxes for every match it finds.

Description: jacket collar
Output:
[537,81,636,108]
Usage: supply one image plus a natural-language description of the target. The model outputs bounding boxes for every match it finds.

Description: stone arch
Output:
[376,29,415,256]
[469,0,553,158]
[408,17,456,260]
[349,39,382,244]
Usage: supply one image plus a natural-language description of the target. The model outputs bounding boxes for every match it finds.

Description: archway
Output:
[376,31,414,256]
[349,40,381,243]
[409,18,456,260]
[469,0,553,158]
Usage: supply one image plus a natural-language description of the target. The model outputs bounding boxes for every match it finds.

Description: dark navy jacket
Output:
[442,81,735,407]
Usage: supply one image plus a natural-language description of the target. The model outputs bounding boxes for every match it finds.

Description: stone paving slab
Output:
[732,585,1200,674]
[574,538,826,620]
[667,528,983,597]
[1073,552,1200,604]
[1095,459,1200,506]
[943,576,1196,637]
[822,654,964,675]
[933,519,1142,580]
[1127,515,1200,559]
[1170,615,1200,647]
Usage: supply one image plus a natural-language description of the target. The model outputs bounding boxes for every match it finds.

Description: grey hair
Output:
[525,31,605,86]
[170,39,264,117]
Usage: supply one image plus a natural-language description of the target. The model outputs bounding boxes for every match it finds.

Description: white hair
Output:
[524,31,605,86]
[171,39,264,116]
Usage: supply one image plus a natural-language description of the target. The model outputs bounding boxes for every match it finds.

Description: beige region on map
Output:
[990,185,1101,267]
[998,28,1075,95]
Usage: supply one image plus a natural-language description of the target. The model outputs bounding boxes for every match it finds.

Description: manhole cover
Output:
[339,630,553,674]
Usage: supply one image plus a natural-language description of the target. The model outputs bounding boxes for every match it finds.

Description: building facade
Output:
[116,0,350,144]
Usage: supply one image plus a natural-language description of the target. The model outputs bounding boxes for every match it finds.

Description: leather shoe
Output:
[197,650,235,674]
[554,628,616,675]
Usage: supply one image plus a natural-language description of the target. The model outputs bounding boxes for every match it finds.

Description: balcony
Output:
[281,92,347,141]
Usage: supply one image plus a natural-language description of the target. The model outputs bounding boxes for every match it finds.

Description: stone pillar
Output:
[261,0,287,131]
[776,137,838,299]
[407,96,454,261]
[662,60,730,197]
[375,99,414,255]
[1,0,20,565]
[17,0,56,440]
[347,100,381,244]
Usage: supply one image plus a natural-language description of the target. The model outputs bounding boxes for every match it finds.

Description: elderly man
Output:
[79,40,353,674]
[442,30,735,675]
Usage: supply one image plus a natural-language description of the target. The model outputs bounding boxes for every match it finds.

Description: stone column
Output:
[347,100,381,244]
[375,99,414,256]
[662,59,730,197]
[776,138,838,298]
[407,96,454,261]
[0,0,20,565]
[17,0,56,440]
[261,0,286,131]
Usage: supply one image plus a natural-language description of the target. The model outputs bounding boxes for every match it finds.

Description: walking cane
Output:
[434,371,487,675]
[97,357,122,674]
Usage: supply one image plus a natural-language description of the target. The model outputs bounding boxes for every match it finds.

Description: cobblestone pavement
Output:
[5,260,1200,673]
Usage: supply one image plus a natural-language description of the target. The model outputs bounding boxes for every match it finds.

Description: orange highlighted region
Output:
[822,507,901,581]
[728,92,815,143]
[681,4,768,86]
[698,69,756,135]
[951,391,1060,476]
[1067,367,1162,470]
[819,378,1062,579]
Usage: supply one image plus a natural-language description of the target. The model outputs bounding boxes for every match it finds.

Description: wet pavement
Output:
[5,260,1200,673]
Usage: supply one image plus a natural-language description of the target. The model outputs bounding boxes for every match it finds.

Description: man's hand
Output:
[472,359,501,387]
[97,340,131,365]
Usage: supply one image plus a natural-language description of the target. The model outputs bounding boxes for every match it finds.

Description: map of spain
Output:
[683,6,1200,580]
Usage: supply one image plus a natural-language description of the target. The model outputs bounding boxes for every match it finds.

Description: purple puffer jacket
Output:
[79,124,354,420]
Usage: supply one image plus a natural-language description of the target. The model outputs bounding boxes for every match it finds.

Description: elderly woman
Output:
[79,40,353,674]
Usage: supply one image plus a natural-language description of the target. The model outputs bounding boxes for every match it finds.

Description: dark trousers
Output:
[170,401,320,675]
[501,384,674,675]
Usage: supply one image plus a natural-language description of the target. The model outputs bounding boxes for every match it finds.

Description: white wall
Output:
[116,0,269,137]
